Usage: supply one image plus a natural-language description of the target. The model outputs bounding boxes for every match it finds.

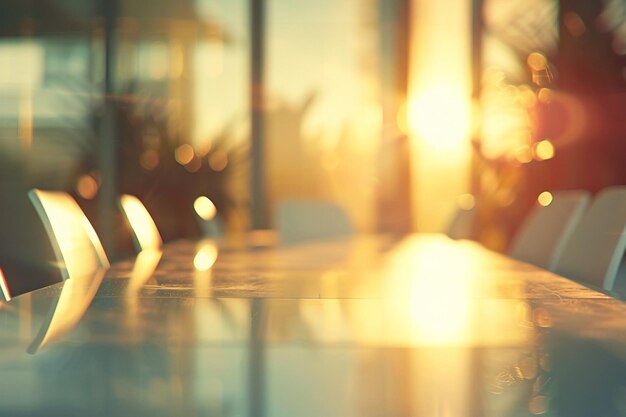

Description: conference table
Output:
[1,233,626,417]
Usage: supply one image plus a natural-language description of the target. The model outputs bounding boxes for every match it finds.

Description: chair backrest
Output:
[119,194,162,252]
[275,199,353,245]
[0,267,12,301]
[509,190,591,270]
[445,198,477,240]
[553,186,626,290]
[28,189,110,281]
[193,196,223,238]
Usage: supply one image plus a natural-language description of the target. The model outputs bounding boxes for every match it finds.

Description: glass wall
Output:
[265,0,384,233]
[113,0,250,247]
[0,0,251,265]
[0,0,414,274]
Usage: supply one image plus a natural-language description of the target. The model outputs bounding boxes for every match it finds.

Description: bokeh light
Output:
[208,151,228,171]
[527,52,547,72]
[175,144,195,166]
[534,140,555,161]
[76,175,99,200]
[140,150,160,170]
[537,191,553,207]
[194,196,217,221]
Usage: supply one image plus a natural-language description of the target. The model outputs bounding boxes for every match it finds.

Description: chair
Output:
[193,196,223,238]
[119,194,163,252]
[508,190,591,270]
[552,186,626,291]
[275,199,353,245]
[445,196,477,240]
[0,267,12,301]
[28,189,110,281]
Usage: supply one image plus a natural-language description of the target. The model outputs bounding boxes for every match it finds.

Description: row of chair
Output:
[0,191,353,300]
[449,186,626,293]
[0,190,164,301]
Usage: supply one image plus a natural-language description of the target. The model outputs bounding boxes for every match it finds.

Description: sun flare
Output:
[408,85,471,151]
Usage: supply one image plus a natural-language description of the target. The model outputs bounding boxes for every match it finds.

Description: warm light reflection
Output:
[194,242,219,271]
[0,268,11,301]
[127,249,162,294]
[194,196,217,221]
[29,189,110,280]
[28,268,105,353]
[381,238,473,345]
[407,246,472,344]
[534,139,555,160]
[375,236,532,347]
[408,85,470,151]
[537,191,553,207]
[119,194,162,251]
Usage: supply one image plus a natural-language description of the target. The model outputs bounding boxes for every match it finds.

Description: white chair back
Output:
[119,194,163,252]
[509,190,591,270]
[446,201,477,240]
[28,189,109,281]
[193,196,223,238]
[275,200,353,245]
[553,186,626,290]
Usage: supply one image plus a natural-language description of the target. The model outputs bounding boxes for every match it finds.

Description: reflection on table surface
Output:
[1,233,626,417]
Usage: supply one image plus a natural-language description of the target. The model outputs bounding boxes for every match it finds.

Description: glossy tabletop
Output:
[1,233,626,417]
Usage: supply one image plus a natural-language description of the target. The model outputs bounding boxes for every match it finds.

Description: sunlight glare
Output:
[408,85,470,151]
[408,244,472,344]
